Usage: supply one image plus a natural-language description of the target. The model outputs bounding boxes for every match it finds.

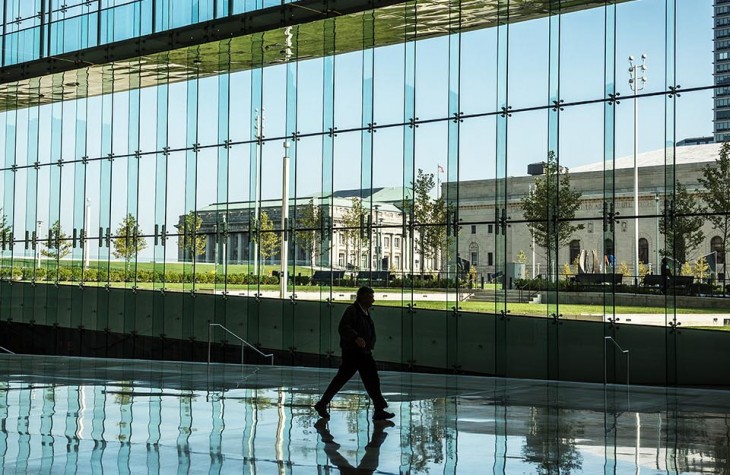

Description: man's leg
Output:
[318,353,358,407]
[357,353,388,410]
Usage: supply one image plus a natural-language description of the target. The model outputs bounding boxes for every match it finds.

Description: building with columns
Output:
[456,143,725,282]
[181,187,440,275]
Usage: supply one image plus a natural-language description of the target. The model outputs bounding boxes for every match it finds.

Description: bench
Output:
[643,275,694,290]
[574,273,623,285]
[311,270,346,285]
[356,271,393,284]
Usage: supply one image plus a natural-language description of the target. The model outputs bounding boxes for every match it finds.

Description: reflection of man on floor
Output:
[314,418,394,474]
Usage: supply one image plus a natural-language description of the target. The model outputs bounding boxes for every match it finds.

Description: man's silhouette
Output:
[314,286,395,421]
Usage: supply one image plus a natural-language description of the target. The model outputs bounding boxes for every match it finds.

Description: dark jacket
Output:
[338,303,376,353]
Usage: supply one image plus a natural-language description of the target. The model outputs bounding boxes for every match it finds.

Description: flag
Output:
[437,164,444,173]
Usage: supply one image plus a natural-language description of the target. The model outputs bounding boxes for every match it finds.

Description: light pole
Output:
[280,140,290,299]
[253,108,265,276]
[530,184,536,278]
[213,223,218,276]
[655,192,660,274]
[84,199,91,270]
[36,220,42,269]
[222,213,227,277]
[629,54,647,286]
[374,204,380,271]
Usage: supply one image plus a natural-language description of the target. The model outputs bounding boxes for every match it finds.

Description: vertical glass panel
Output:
[616,0,667,96]
[184,63,200,292]
[167,82,187,151]
[507,17,548,110]
[333,51,363,131]
[559,7,606,103]
[297,59,323,136]
[415,36,448,121]
[228,71,251,143]
[373,41,404,127]
[460,27,497,116]
[457,115,495,313]
[261,63,285,141]
[165,151,186,289]
[195,147,218,287]
[412,120,447,303]
[292,135,322,300]
[677,0,713,90]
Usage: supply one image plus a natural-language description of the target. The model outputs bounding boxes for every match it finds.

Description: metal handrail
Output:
[604,336,630,388]
[207,323,274,366]
[0,346,14,354]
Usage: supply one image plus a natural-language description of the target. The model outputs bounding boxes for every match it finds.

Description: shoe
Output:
[372,410,395,421]
[314,401,330,419]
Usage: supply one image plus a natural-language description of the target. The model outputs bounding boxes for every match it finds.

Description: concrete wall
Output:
[541,290,730,310]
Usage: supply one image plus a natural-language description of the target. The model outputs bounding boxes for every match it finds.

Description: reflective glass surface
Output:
[0,355,727,474]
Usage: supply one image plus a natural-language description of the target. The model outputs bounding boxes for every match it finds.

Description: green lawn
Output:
[375,299,728,316]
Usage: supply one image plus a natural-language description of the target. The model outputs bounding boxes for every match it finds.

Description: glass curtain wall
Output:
[0,0,304,66]
[0,0,727,382]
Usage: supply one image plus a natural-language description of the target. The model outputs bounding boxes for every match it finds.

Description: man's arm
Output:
[339,306,367,348]
[339,306,358,341]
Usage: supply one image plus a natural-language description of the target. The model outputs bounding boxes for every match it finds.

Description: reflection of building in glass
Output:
[185,187,439,273]
[456,144,724,279]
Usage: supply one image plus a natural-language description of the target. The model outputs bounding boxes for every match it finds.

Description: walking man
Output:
[314,286,395,421]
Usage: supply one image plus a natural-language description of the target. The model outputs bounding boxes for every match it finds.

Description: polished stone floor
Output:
[0,355,727,474]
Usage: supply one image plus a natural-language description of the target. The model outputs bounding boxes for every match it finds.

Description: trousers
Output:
[320,350,387,410]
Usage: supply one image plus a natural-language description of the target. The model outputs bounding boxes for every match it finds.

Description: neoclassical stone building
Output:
[182,187,440,274]
[456,143,726,281]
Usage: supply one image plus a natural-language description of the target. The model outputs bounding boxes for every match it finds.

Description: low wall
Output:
[0,281,728,387]
[540,291,730,310]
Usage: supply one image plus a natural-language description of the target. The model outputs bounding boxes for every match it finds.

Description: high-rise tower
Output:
[715,0,730,141]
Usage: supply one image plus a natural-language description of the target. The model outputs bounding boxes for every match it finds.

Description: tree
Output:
[0,208,9,238]
[695,256,710,281]
[659,182,704,264]
[403,169,447,273]
[176,211,206,261]
[341,197,368,269]
[41,220,72,260]
[522,407,583,474]
[112,214,148,268]
[257,211,280,261]
[295,200,322,267]
[698,141,730,277]
[521,152,584,253]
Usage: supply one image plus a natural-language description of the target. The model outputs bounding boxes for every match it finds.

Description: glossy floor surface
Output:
[0,355,727,474]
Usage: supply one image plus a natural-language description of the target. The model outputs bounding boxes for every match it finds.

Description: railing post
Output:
[604,336,630,385]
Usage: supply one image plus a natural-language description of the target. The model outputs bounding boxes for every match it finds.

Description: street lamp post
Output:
[84,199,91,270]
[36,220,42,269]
[629,54,647,286]
[655,192,660,274]
[373,204,380,271]
[222,214,227,277]
[253,108,265,276]
[280,141,290,299]
[213,223,218,276]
